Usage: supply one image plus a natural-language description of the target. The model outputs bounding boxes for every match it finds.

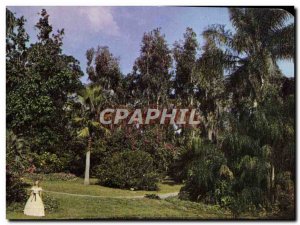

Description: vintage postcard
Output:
[6,6,295,220]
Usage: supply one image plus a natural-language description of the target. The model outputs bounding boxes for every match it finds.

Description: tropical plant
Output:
[204,8,294,108]
[74,85,110,185]
[179,137,231,203]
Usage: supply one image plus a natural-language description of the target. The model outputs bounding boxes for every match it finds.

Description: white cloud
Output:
[8,6,121,44]
[78,7,120,36]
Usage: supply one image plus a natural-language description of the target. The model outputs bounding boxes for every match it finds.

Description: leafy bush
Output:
[6,173,28,205]
[95,150,159,190]
[43,193,60,212]
[24,172,78,181]
[138,127,177,175]
[6,202,24,213]
[91,128,178,178]
[275,171,295,219]
[32,152,69,173]
[6,131,30,205]
[169,146,193,183]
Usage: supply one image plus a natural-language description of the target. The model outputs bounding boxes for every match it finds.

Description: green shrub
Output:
[6,202,24,213]
[95,150,158,190]
[169,146,191,183]
[6,172,28,205]
[32,152,67,173]
[24,172,78,181]
[275,171,295,218]
[92,127,177,178]
[6,131,30,205]
[43,193,60,212]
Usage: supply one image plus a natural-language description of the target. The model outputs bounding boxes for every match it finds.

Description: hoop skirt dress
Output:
[24,186,45,217]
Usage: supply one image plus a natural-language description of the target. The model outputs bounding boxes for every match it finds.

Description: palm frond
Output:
[89,121,101,128]
[269,23,295,60]
[78,127,90,138]
[203,24,233,48]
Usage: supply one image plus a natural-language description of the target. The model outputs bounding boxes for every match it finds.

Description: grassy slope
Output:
[37,178,183,197]
[7,194,230,219]
[7,178,231,220]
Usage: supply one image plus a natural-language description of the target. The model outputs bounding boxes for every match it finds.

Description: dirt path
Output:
[43,190,179,199]
[156,192,179,199]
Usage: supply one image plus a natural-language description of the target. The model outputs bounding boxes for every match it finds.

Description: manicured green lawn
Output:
[7,178,232,220]
[7,194,230,219]
[33,178,183,197]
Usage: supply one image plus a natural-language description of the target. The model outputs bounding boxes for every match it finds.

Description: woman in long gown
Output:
[24,181,45,217]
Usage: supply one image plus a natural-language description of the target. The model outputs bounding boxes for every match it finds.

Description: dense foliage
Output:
[6,131,30,204]
[6,9,83,174]
[95,150,158,190]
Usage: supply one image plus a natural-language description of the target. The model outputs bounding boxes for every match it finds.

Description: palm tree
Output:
[203,8,294,107]
[204,8,294,203]
[75,85,109,185]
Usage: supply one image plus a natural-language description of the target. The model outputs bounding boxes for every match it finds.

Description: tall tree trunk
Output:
[267,163,276,203]
[190,94,194,107]
[84,137,92,185]
[208,128,213,141]
[156,95,160,109]
[271,164,275,203]
[190,95,196,138]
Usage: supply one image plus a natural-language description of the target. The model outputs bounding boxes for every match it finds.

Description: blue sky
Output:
[8,6,294,83]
